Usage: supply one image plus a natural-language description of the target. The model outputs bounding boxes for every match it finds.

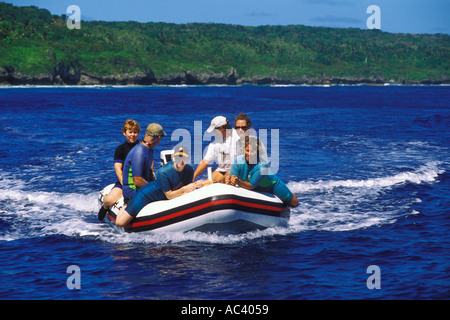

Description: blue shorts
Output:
[113,181,122,189]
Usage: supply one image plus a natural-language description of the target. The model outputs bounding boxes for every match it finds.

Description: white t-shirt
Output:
[204,129,240,172]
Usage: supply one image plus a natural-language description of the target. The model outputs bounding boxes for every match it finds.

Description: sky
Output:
[6,0,450,34]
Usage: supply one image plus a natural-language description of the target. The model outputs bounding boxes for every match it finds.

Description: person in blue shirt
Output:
[226,136,298,207]
[116,147,205,227]
[121,123,166,201]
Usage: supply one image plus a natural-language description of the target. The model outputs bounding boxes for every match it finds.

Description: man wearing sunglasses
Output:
[231,112,253,162]
[121,123,166,203]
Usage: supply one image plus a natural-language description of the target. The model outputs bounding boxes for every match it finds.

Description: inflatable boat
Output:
[98,183,290,234]
[98,150,290,234]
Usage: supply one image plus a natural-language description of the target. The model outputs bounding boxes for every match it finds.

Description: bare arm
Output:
[114,163,124,185]
[193,159,209,182]
[164,183,197,200]
[133,176,148,189]
[230,176,254,190]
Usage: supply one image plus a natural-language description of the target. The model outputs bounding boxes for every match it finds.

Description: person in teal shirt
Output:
[226,136,298,207]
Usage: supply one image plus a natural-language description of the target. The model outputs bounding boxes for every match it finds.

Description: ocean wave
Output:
[0,189,98,213]
[0,185,100,241]
[280,161,445,233]
[287,161,443,193]
[413,114,450,129]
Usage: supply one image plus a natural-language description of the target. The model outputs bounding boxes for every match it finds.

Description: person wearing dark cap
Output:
[121,123,166,202]
[115,146,204,227]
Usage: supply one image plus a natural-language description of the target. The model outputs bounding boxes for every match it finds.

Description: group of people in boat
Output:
[98,114,298,227]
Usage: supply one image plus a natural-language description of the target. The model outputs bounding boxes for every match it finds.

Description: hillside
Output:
[0,2,449,85]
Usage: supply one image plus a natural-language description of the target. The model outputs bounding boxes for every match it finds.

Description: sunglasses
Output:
[235,126,248,130]
[142,135,163,148]
[174,156,189,164]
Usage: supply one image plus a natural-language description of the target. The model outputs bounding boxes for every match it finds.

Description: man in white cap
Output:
[193,116,239,183]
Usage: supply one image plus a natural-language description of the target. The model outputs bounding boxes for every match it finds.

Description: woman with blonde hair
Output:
[226,136,298,207]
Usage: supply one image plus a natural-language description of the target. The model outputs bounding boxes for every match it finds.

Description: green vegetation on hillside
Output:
[0,2,449,84]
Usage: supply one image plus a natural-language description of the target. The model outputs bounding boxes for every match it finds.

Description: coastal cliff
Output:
[2,65,446,86]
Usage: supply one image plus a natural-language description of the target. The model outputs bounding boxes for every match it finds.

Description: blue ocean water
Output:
[0,85,449,300]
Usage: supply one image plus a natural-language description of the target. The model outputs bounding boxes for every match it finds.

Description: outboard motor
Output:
[160,150,174,166]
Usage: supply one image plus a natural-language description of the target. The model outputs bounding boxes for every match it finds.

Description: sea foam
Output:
[287,161,443,193]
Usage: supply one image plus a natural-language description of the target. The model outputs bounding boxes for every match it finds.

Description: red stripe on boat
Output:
[128,198,284,229]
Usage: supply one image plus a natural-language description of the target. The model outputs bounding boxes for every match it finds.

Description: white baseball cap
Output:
[207,116,228,133]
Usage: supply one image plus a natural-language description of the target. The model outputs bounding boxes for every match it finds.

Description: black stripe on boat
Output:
[108,194,288,233]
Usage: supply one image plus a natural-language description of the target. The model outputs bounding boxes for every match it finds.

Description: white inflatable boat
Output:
[98,183,290,234]
[98,150,290,234]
